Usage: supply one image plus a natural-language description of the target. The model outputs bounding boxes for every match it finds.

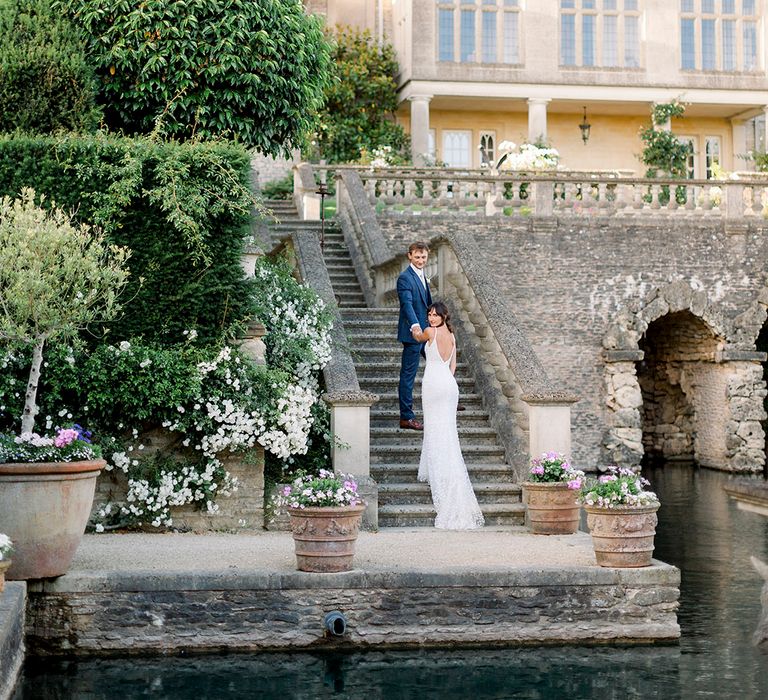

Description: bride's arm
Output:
[450,335,457,374]
[411,326,433,343]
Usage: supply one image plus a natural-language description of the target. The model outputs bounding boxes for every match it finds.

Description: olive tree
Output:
[58,0,333,156]
[0,189,130,434]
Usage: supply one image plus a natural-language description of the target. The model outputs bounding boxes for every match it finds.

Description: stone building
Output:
[311,0,768,173]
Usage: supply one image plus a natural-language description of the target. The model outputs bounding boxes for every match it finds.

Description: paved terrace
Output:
[18,528,681,656]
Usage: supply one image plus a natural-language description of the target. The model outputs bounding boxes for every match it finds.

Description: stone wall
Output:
[93,434,265,532]
[25,567,680,655]
[0,582,25,700]
[377,215,768,471]
[250,151,299,190]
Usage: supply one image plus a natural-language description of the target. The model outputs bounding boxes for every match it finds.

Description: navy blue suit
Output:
[397,266,432,421]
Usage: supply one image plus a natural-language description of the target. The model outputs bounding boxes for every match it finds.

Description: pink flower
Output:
[599,474,617,483]
[531,465,545,475]
[567,479,582,490]
[54,428,79,448]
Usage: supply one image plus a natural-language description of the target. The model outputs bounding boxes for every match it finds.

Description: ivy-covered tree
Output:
[0,0,101,134]
[58,0,333,156]
[639,101,691,178]
[315,26,409,164]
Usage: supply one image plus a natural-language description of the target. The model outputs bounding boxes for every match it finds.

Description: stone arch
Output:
[602,280,765,473]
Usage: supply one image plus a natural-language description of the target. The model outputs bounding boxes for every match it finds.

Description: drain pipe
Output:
[324,611,348,637]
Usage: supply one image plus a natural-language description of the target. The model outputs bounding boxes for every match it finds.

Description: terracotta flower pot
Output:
[0,459,105,580]
[523,481,581,535]
[584,503,660,568]
[287,504,365,573]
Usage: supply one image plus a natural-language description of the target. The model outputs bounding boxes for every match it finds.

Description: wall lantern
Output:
[579,106,591,145]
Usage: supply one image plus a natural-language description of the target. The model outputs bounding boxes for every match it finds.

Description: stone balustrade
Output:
[338,167,768,226]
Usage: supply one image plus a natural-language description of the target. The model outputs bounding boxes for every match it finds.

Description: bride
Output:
[411,302,484,530]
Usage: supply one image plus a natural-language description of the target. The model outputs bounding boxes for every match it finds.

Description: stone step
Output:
[370,408,492,427]
[356,361,470,377]
[329,280,363,290]
[377,502,526,528]
[360,375,476,389]
[337,295,366,306]
[367,395,484,413]
[370,426,500,447]
[323,254,357,265]
[378,482,522,506]
[371,462,516,484]
[371,444,505,463]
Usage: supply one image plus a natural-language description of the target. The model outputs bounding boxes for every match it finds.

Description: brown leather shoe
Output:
[399,418,424,431]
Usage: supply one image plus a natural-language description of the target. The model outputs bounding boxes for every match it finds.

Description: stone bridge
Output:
[297,166,768,474]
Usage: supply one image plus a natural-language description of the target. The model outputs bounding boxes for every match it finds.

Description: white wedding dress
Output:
[418,332,485,530]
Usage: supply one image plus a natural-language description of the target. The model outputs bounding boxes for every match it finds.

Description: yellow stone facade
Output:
[310,0,768,175]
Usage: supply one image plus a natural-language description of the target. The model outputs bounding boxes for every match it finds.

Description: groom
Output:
[397,241,431,430]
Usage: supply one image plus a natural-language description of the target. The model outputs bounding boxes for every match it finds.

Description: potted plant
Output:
[0,533,12,591]
[0,189,130,580]
[580,466,660,568]
[522,452,585,535]
[273,469,365,573]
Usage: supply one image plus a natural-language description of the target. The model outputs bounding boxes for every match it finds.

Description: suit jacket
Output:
[397,266,432,343]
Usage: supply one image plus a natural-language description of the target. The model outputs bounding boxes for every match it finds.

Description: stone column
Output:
[323,390,379,530]
[763,105,768,152]
[409,94,432,165]
[731,119,748,170]
[527,98,551,144]
[523,392,578,463]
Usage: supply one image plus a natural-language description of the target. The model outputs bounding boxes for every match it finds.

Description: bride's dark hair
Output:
[428,301,453,333]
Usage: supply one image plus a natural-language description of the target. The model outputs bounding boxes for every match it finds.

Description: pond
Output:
[14,466,768,699]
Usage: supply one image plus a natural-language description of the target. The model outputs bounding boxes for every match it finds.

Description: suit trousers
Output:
[399,341,422,420]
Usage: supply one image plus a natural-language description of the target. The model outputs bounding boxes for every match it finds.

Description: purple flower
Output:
[531,465,545,475]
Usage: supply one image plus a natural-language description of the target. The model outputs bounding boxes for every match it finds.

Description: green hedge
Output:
[0,132,256,345]
[58,0,332,156]
[0,0,101,134]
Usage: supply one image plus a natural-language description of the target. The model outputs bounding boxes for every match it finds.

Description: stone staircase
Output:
[319,228,524,528]
[263,199,336,250]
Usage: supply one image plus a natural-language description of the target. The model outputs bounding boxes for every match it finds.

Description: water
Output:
[15,466,768,699]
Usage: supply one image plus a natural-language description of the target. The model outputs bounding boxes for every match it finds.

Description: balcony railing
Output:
[344,167,768,222]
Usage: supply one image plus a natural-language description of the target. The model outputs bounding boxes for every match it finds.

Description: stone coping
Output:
[27,531,679,593]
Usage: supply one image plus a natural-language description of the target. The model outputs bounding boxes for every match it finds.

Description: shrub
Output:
[261,173,294,201]
[0,132,256,345]
[315,26,409,164]
[59,0,333,155]
[0,0,101,134]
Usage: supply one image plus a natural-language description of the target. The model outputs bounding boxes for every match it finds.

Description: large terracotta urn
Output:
[523,482,581,535]
[584,503,660,568]
[287,504,365,573]
[0,459,105,580]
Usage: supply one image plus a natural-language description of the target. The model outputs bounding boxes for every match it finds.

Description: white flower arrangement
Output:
[580,466,659,509]
[496,141,560,171]
[272,469,364,510]
[0,533,13,561]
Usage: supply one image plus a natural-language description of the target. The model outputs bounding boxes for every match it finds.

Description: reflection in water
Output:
[15,467,768,700]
